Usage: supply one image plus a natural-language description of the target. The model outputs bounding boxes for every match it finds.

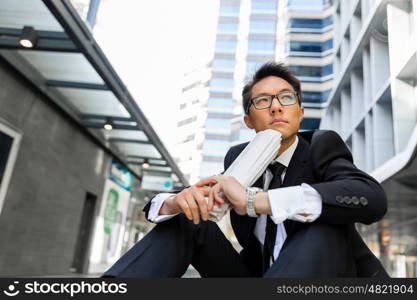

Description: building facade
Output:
[0,0,186,276]
[0,59,113,275]
[277,0,334,130]
[320,0,417,277]
[175,62,212,184]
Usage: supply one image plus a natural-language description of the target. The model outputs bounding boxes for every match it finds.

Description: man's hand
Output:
[206,175,247,215]
[194,176,312,218]
[159,179,222,224]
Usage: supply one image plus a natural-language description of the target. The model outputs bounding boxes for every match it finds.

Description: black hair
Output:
[242,61,302,114]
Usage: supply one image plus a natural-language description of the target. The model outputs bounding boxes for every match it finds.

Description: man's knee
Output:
[153,213,195,231]
[291,223,349,266]
[265,223,349,277]
[152,214,221,242]
[292,223,348,255]
[304,223,347,243]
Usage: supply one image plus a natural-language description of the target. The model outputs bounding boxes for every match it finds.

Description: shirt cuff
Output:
[148,193,178,223]
[267,183,322,224]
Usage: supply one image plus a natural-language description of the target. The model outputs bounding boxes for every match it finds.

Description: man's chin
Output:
[254,127,286,138]
[265,127,284,136]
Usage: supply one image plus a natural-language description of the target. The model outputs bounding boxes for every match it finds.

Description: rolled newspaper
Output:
[208,129,282,222]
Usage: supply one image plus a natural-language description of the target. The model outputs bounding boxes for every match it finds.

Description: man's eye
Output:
[255,97,270,104]
[281,94,295,102]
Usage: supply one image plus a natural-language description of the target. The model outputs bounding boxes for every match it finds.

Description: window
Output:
[300,117,321,130]
[235,127,256,143]
[182,80,202,92]
[290,41,320,52]
[215,39,237,53]
[246,60,263,76]
[180,134,195,143]
[217,21,239,33]
[210,77,234,89]
[207,97,234,112]
[289,40,332,52]
[291,65,322,77]
[288,0,329,11]
[248,39,275,53]
[322,90,331,101]
[322,39,333,51]
[291,64,333,77]
[251,0,277,12]
[202,139,230,156]
[177,116,197,127]
[302,92,322,102]
[205,118,231,135]
[290,18,320,29]
[302,90,331,103]
[0,123,21,215]
[322,15,333,27]
[289,16,333,29]
[322,64,333,76]
[212,58,236,70]
[249,20,276,34]
[200,161,223,178]
[220,4,240,15]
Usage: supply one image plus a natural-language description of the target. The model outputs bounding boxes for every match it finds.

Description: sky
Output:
[93,0,219,152]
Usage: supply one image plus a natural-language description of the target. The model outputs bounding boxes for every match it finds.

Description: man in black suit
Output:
[103,62,388,277]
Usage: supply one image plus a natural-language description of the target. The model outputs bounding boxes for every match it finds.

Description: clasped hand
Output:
[160,175,246,224]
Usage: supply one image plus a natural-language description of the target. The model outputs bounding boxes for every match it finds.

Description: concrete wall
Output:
[0,59,112,276]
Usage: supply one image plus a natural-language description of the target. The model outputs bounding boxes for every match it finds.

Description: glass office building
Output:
[277,0,334,131]
[320,0,417,277]
[195,0,334,179]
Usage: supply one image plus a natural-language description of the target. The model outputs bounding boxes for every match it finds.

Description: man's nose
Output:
[270,96,283,113]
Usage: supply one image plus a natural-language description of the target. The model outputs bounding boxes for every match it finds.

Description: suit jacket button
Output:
[343,196,351,204]
[360,197,368,206]
[352,196,360,205]
[336,196,343,203]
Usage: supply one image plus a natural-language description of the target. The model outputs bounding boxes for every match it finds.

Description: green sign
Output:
[103,188,119,234]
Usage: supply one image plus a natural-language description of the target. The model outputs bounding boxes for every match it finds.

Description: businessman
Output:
[103,62,388,277]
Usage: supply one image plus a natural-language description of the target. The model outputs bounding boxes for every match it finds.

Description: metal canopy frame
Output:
[0,27,78,52]
[46,80,109,90]
[0,0,188,188]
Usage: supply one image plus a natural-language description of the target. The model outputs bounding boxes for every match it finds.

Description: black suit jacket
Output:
[143,130,388,277]
[225,130,388,277]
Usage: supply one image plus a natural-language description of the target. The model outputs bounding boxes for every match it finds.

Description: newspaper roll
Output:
[208,129,282,222]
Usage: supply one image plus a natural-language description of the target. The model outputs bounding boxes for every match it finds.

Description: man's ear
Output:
[244,114,254,129]
[299,106,304,123]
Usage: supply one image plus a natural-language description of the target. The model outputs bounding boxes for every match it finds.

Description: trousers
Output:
[102,213,359,278]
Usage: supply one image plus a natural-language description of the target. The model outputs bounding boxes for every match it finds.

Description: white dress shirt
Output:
[147,136,322,262]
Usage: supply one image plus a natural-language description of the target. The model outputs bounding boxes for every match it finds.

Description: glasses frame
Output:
[246,90,299,114]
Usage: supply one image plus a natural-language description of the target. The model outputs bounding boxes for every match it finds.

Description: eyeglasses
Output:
[247,91,299,113]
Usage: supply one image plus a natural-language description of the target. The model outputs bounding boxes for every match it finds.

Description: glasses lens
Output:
[279,92,297,105]
[253,95,272,109]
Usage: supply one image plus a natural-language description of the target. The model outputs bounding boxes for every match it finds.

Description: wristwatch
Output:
[246,187,263,217]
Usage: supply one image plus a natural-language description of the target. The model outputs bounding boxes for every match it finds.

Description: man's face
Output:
[244,76,304,141]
